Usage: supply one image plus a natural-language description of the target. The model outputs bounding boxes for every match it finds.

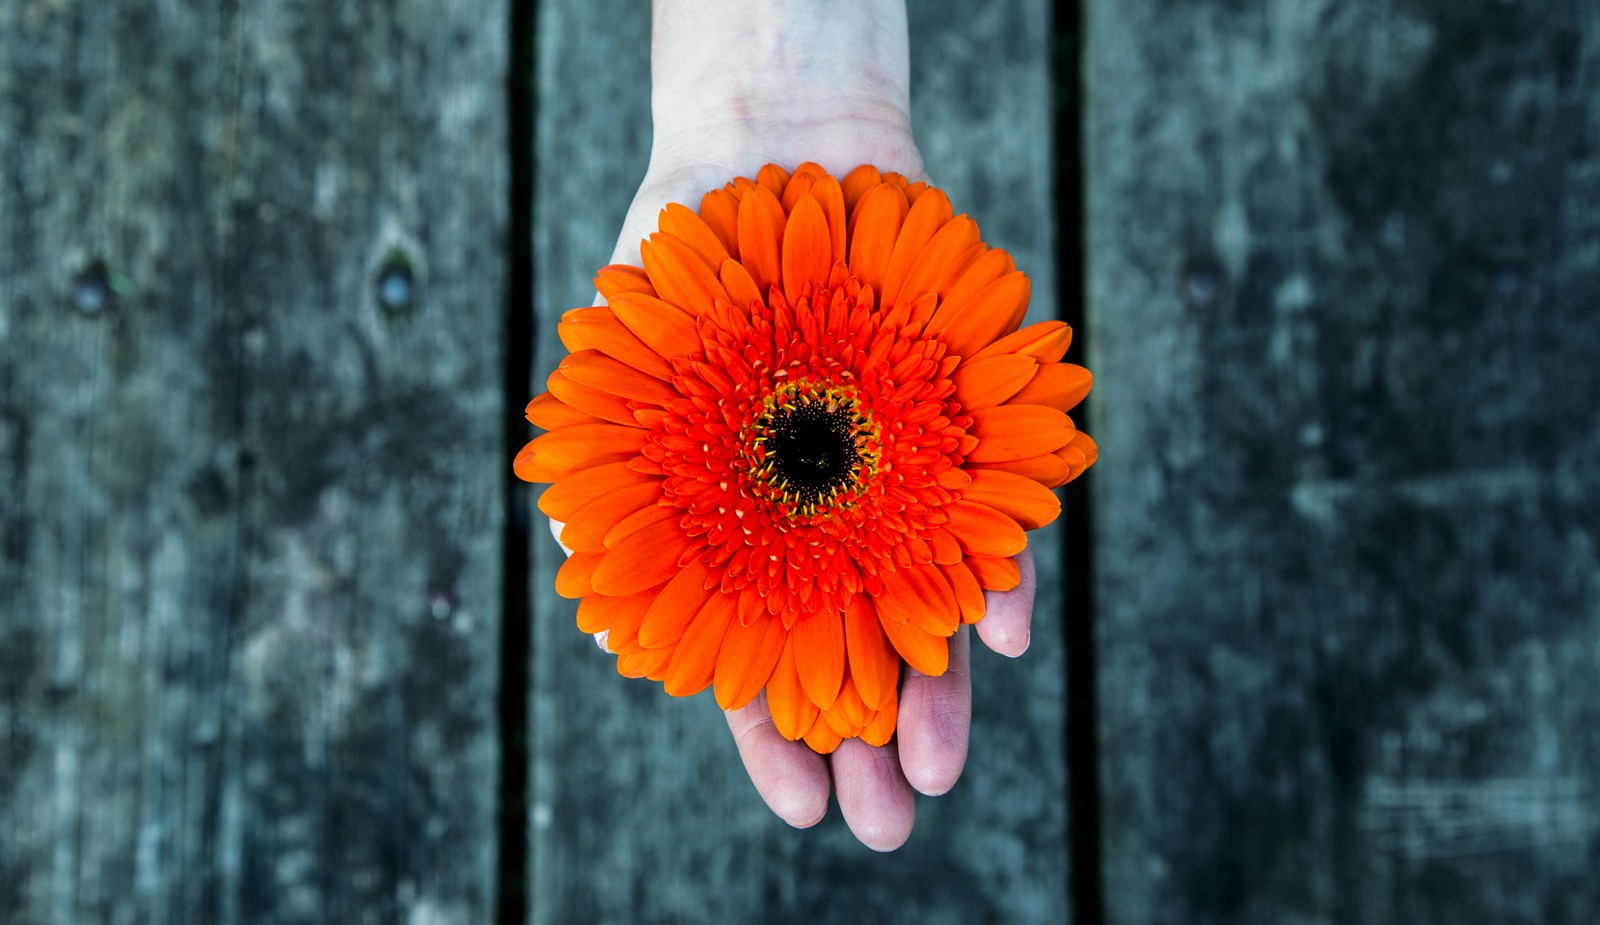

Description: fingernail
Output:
[1018,631,1031,656]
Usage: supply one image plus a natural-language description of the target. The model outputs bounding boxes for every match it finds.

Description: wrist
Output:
[647,0,921,180]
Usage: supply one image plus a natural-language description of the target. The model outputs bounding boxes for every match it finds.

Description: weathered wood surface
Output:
[526,1,1070,922]
[0,3,507,923]
[1087,2,1600,923]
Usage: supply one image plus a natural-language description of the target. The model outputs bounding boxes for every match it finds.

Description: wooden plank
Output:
[1086,2,1600,922]
[526,0,1069,922]
[0,3,507,922]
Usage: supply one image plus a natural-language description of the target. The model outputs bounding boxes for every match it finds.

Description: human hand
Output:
[539,0,1043,851]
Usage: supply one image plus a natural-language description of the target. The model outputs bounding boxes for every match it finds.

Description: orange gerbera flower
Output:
[516,162,1095,753]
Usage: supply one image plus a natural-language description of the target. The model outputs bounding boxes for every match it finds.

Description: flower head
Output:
[516,163,1095,753]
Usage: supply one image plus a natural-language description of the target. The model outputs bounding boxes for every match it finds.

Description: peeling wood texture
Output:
[525,1,1070,923]
[1087,2,1600,923]
[0,3,507,923]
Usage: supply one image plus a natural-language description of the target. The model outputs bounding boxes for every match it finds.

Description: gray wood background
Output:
[3,0,1597,923]
[1088,1,1600,923]
[0,2,506,923]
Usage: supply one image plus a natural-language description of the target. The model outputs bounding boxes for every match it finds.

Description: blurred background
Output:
[2,1,1596,924]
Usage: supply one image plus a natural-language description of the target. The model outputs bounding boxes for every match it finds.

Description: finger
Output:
[895,625,972,796]
[974,544,1036,657]
[831,738,916,852]
[725,693,831,829]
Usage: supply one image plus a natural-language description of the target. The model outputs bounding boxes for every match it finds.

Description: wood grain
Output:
[524,1,1071,922]
[0,2,507,922]
[1086,2,1600,922]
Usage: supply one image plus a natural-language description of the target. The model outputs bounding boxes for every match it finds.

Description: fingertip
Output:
[976,615,1030,658]
[832,739,916,851]
[772,786,830,830]
[901,752,962,797]
[725,696,832,830]
[897,629,972,797]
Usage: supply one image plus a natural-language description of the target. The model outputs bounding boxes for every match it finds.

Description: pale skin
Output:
[552,0,1038,852]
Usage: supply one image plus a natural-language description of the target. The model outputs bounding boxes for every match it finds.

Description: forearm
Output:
[649,0,921,178]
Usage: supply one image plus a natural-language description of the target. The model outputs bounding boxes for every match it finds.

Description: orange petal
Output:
[930,243,991,301]
[820,692,860,739]
[879,615,949,677]
[860,689,898,746]
[756,163,790,198]
[736,184,786,296]
[847,183,909,295]
[663,591,738,697]
[840,164,883,210]
[575,589,654,639]
[971,453,1072,485]
[524,392,593,430]
[904,291,939,326]
[1071,430,1099,467]
[939,563,987,624]
[554,551,603,599]
[966,405,1076,462]
[844,597,900,711]
[951,354,1036,410]
[803,719,844,754]
[1053,431,1098,487]
[781,195,832,304]
[659,202,731,269]
[942,247,1015,310]
[514,424,646,482]
[790,609,845,710]
[1011,363,1092,412]
[766,634,820,742]
[594,264,654,301]
[926,527,963,565]
[896,217,981,304]
[939,468,974,490]
[875,563,958,635]
[780,171,816,212]
[604,500,676,548]
[546,371,636,426]
[714,615,788,711]
[558,481,662,553]
[943,500,1028,558]
[881,188,953,309]
[617,646,673,681]
[962,469,1061,530]
[830,676,870,732]
[638,557,716,649]
[537,461,657,521]
[810,175,848,265]
[559,307,677,379]
[969,320,1073,364]
[719,259,764,312]
[560,350,679,402]
[608,291,701,360]
[928,271,1031,359]
[641,232,729,317]
[968,555,1021,592]
[699,188,741,260]
[589,518,691,596]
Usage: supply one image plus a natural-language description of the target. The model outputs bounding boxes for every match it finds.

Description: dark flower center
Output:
[766,402,860,505]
